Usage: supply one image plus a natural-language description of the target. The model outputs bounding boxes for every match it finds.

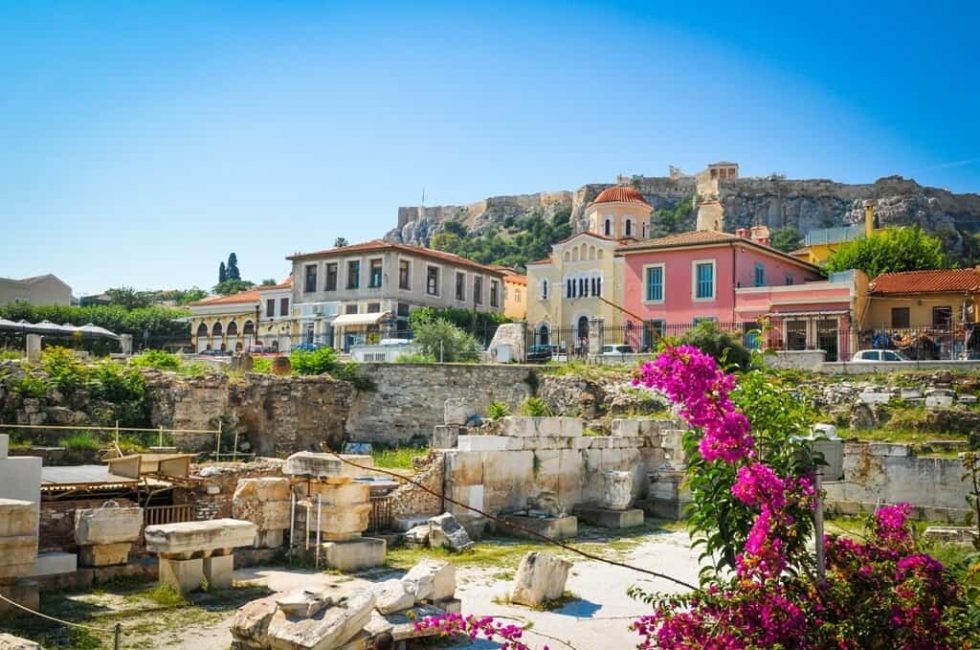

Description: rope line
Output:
[0,592,115,633]
[328,451,698,591]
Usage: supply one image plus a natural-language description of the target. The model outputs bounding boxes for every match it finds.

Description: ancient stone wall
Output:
[824,442,971,522]
[388,452,445,519]
[172,461,285,521]
[39,497,137,553]
[346,364,535,443]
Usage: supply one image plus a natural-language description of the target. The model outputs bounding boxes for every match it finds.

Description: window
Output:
[396,303,411,317]
[473,276,483,304]
[786,320,807,351]
[266,298,275,318]
[604,219,611,236]
[883,351,903,361]
[566,278,573,298]
[279,297,289,317]
[399,260,410,290]
[455,272,465,301]
[645,265,664,302]
[304,264,317,293]
[426,266,440,296]
[785,274,794,286]
[932,306,953,328]
[325,263,338,291]
[346,261,360,289]
[694,261,715,299]
[367,302,381,313]
[578,277,586,297]
[345,304,358,315]
[891,307,910,328]
[541,279,548,300]
[368,259,383,288]
[490,280,499,307]
[625,219,633,237]
[754,263,765,287]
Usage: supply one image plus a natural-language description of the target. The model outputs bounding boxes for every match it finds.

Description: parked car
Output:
[851,349,910,362]
[526,344,553,363]
[601,344,634,356]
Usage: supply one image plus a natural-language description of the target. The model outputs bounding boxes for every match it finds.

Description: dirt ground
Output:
[3,527,700,650]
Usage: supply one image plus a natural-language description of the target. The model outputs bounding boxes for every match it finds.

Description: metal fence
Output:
[144,503,194,527]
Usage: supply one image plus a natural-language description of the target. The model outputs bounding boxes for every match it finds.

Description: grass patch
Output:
[371,446,428,470]
[838,426,965,444]
[144,583,186,606]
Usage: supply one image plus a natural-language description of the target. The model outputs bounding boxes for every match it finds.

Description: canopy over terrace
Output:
[0,319,120,339]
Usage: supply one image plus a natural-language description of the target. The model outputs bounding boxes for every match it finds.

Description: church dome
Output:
[590,185,650,207]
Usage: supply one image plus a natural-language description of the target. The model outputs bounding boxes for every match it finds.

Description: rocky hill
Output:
[385,173,980,260]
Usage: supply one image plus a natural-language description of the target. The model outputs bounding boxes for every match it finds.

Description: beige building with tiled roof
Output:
[286,240,505,350]
[865,268,980,331]
[188,278,295,353]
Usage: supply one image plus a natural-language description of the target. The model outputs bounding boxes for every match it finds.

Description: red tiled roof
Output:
[505,274,528,285]
[188,290,261,307]
[286,239,504,275]
[869,269,980,295]
[590,186,650,207]
[257,276,293,291]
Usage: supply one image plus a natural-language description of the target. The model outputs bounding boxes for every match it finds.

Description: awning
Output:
[762,310,850,318]
[331,312,390,327]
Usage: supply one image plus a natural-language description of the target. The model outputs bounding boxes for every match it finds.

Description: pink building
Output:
[616,230,866,360]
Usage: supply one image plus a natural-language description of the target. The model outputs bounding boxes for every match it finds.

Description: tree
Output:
[218,262,227,284]
[260,278,277,286]
[174,287,208,305]
[823,226,947,278]
[411,318,481,362]
[226,253,241,281]
[769,226,802,253]
[213,279,254,296]
[334,237,349,248]
[679,320,752,370]
[105,287,153,310]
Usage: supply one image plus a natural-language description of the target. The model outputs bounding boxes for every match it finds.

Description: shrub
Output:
[59,431,101,451]
[289,347,338,375]
[519,397,551,417]
[0,350,22,361]
[250,357,272,373]
[331,361,376,391]
[486,401,511,420]
[679,320,752,370]
[411,318,481,363]
[15,374,47,398]
[41,346,86,393]
[130,349,180,370]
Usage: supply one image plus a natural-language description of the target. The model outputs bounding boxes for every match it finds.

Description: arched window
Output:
[625,219,633,237]
[604,219,612,236]
[538,324,550,346]
[243,320,254,335]
[572,248,579,262]
[591,277,598,296]
[196,323,208,338]
[597,277,602,296]
[563,251,570,262]
[642,223,648,238]
[541,279,549,300]
[577,316,590,341]
[212,322,223,337]
[578,277,586,296]
[597,249,604,259]
[566,279,573,298]
[588,246,595,260]
[226,321,238,336]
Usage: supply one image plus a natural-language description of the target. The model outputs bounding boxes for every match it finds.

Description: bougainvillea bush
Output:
[629,345,976,649]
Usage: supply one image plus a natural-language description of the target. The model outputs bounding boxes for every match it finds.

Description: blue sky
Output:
[1,1,978,295]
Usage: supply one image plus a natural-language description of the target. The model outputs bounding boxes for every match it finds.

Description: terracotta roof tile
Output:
[869,269,980,294]
[287,239,503,275]
[590,186,651,207]
[506,274,528,285]
[188,290,261,307]
[617,230,740,250]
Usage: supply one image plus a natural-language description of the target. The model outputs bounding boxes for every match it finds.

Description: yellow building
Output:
[527,185,653,349]
[188,278,296,353]
[791,202,875,266]
[862,268,980,359]
[491,267,528,320]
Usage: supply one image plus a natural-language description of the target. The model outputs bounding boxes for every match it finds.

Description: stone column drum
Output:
[600,471,633,511]
[144,519,257,593]
[232,477,291,549]
[284,452,386,571]
[74,502,143,567]
[0,499,40,616]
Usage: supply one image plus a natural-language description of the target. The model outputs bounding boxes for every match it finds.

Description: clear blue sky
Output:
[2,1,978,296]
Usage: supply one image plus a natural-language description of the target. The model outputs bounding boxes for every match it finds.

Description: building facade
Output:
[0,274,72,306]
[492,267,527,320]
[864,269,980,331]
[188,279,294,353]
[287,240,505,350]
[527,185,652,349]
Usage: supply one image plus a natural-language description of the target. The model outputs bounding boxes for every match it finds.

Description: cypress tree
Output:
[218,261,227,283]
[227,253,241,281]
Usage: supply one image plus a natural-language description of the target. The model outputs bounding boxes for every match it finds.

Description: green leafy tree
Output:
[260,278,277,286]
[174,287,208,305]
[824,226,947,277]
[411,318,481,362]
[213,279,255,296]
[226,253,241,281]
[769,226,802,253]
[652,197,694,236]
[289,347,339,375]
[0,303,189,339]
[105,286,153,310]
[679,320,752,370]
[334,237,349,248]
[218,261,227,284]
